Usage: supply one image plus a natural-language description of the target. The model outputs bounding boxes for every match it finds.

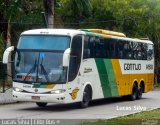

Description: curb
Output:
[0,89,17,104]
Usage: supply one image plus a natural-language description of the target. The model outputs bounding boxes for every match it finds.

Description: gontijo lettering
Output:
[124,63,141,70]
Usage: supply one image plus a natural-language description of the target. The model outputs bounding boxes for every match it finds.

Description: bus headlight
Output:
[51,89,66,94]
[13,87,23,92]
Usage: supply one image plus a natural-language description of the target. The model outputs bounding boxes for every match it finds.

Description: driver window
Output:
[68,35,82,81]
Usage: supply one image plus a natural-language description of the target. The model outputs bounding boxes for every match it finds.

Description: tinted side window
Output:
[83,35,97,58]
[68,35,82,81]
[103,38,117,59]
[141,43,147,60]
[122,41,133,59]
[82,35,152,60]
[95,37,106,58]
[83,35,90,59]
[147,44,154,60]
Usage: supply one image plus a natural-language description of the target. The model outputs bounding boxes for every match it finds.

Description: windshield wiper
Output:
[39,53,49,82]
[23,52,50,83]
[23,59,37,81]
[40,64,49,82]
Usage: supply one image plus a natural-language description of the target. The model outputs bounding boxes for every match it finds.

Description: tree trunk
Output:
[44,0,54,28]
[48,0,54,28]
[6,20,12,81]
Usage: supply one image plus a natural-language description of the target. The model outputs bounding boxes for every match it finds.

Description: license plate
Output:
[32,96,40,100]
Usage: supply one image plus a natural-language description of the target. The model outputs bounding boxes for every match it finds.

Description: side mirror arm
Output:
[62,48,71,67]
[3,46,15,64]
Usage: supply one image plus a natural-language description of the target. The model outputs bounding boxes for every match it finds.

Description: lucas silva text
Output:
[116,105,147,111]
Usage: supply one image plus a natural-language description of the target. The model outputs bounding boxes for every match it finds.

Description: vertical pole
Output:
[41,12,48,28]
[2,64,5,93]
[48,0,54,28]
[6,20,12,81]
[44,0,54,28]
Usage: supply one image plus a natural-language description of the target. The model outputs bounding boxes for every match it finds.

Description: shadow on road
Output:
[19,96,148,112]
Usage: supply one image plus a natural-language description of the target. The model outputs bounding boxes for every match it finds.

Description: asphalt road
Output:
[0,90,159,125]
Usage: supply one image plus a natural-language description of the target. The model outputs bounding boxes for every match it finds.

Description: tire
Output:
[130,85,138,101]
[137,87,142,99]
[80,87,91,108]
[36,102,47,107]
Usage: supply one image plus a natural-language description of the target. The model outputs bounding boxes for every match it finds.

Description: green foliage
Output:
[0,0,45,59]
[58,0,160,70]
[80,109,160,125]
[154,84,160,90]
[58,0,92,28]
[0,0,160,70]
[58,0,160,38]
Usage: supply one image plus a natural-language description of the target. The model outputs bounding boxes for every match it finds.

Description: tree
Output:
[58,0,92,28]
[1,0,160,74]
[57,0,160,72]
[4,0,21,80]
[0,0,44,80]
[43,0,54,28]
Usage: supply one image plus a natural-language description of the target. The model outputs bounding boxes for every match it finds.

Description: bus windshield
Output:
[17,35,70,50]
[14,35,70,83]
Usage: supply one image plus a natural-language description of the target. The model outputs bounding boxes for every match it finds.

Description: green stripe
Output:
[33,84,40,88]
[95,59,118,97]
[32,84,48,88]
[40,85,48,88]
[85,31,102,37]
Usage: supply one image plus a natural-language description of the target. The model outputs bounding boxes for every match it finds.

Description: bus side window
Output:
[123,41,128,59]
[89,36,96,58]
[123,41,132,59]
[103,38,110,58]
[128,41,134,59]
[106,39,115,58]
[126,41,132,59]
[114,39,119,59]
[110,40,114,58]
[100,38,106,58]
[141,43,147,60]
[68,35,82,81]
[83,35,90,59]
[95,37,106,58]
[147,44,154,60]
[117,40,124,59]
[137,43,143,60]
[104,38,117,59]
[133,42,138,60]
[111,39,117,58]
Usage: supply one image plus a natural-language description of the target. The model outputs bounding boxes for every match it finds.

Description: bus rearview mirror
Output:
[63,48,71,67]
[3,46,15,64]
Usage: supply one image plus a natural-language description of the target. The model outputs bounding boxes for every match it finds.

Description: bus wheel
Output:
[137,87,142,99]
[36,102,47,107]
[130,85,138,101]
[80,87,91,108]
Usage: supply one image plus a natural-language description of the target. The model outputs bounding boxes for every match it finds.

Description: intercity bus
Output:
[3,29,154,108]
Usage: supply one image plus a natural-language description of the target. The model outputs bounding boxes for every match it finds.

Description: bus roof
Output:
[81,29,126,37]
[112,36,153,44]
[81,29,153,44]
[21,29,85,37]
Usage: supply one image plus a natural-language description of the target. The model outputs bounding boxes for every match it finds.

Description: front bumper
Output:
[13,91,66,103]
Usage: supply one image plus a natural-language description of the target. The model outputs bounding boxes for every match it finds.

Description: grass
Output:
[80,109,160,125]
[0,80,12,92]
[154,84,160,90]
